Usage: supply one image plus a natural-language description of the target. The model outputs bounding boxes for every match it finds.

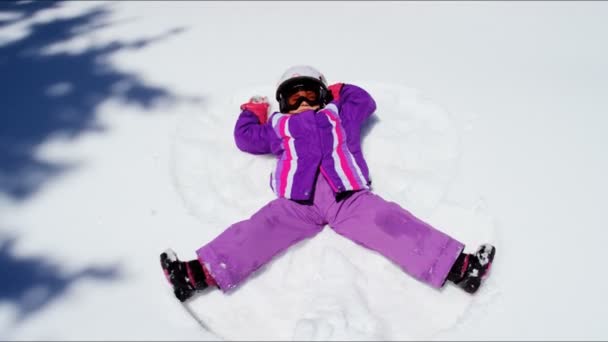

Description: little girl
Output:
[161,65,496,302]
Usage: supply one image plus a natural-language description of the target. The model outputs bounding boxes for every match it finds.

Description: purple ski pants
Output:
[197,174,464,292]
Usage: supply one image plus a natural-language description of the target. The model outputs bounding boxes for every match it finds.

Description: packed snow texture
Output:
[1,1,608,340]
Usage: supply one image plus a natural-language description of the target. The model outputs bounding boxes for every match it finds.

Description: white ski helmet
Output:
[275,65,331,112]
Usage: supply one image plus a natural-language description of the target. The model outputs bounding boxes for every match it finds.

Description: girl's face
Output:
[286,89,321,114]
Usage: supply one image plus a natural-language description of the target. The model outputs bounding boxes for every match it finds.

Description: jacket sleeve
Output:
[234,110,272,155]
[335,84,377,123]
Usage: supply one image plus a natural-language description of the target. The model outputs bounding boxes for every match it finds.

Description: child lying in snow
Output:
[161,65,496,302]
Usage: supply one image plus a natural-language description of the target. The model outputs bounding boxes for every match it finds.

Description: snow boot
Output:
[447,244,496,294]
[160,249,209,302]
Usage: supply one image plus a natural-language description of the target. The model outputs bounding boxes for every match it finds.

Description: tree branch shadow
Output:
[0,1,63,29]
[0,0,191,200]
[0,1,195,335]
[0,235,123,324]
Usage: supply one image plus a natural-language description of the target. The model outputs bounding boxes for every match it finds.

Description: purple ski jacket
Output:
[234,84,377,201]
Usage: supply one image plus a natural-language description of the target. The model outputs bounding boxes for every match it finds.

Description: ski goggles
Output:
[286,89,320,108]
[278,79,325,112]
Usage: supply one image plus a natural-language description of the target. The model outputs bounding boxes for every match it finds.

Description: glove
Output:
[240,96,269,124]
[328,83,344,102]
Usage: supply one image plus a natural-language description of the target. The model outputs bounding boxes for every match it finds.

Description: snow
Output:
[1,1,608,340]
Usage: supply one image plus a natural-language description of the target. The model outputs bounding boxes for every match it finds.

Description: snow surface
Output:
[1,1,607,340]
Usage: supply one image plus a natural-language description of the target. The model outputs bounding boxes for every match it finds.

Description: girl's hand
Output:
[240,96,270,124]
